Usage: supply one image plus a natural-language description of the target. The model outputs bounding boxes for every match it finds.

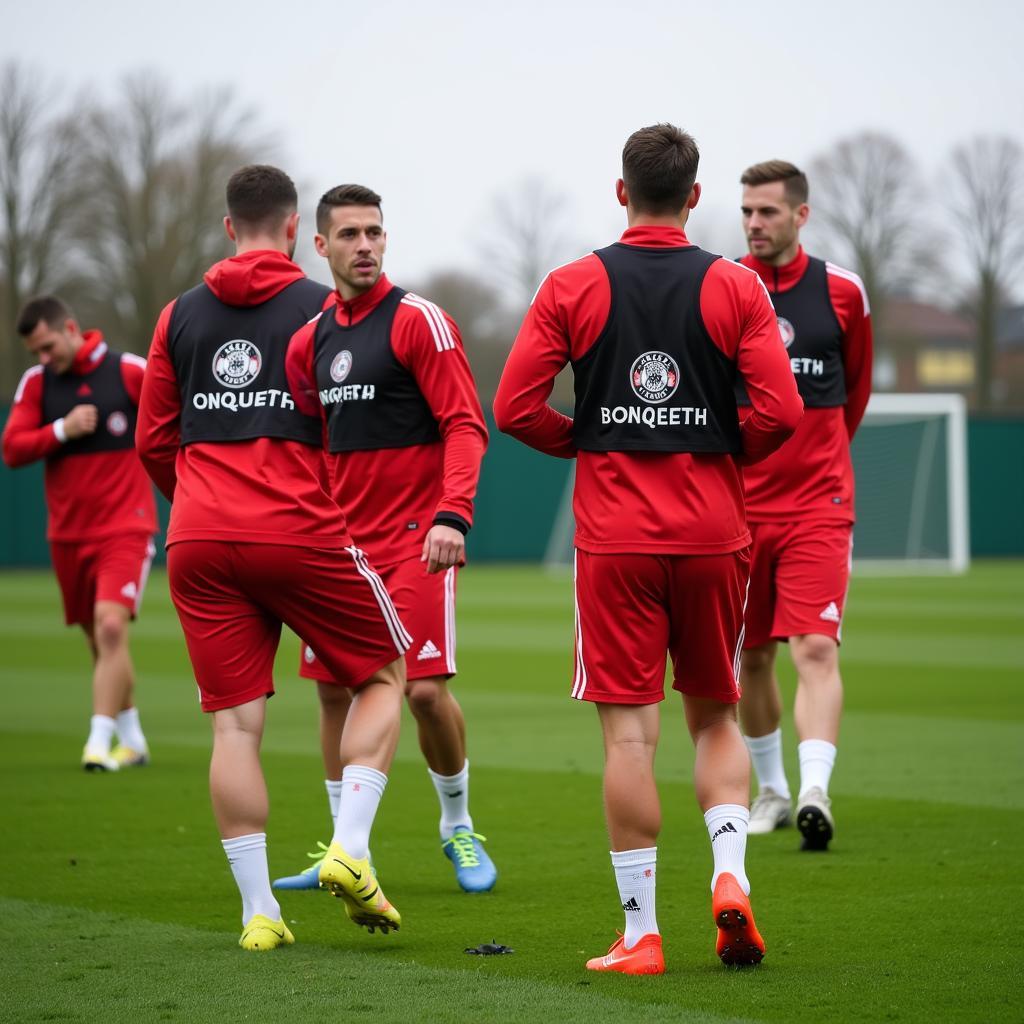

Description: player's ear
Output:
[615,179,628,208]
[687,182,701,210]
[285,211,300,242]
[314,233,329,258]
[795,202,810,229]
[224,216,237,242]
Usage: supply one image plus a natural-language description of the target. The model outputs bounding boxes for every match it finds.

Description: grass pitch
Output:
[1,562,1022,1023]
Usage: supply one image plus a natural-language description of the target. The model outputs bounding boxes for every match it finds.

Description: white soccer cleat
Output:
[748,787,791,834]
[797,786,835,851]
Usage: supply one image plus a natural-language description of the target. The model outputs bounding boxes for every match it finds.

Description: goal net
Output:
[543,393,970,574]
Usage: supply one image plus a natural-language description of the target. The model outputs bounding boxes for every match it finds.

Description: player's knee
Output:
[317,682,353,711]
[94,610,128,651]
[406,679,445,720]
[741,644,774,677]
[792,633,838,671]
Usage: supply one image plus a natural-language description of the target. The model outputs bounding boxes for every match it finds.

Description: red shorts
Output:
[50,533,156,626]
[167,541,411,712]
[571,548,750,705]
[742,520,853,648]
[301,558,457,683]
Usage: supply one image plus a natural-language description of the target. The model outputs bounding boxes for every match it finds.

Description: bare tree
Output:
[481,177,578,311]
[0,63,83,393]
[948,136,1024,410]
[74,76,264,351]
[805,132,937,328]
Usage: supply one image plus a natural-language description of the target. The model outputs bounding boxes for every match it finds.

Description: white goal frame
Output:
[543,393,970,575]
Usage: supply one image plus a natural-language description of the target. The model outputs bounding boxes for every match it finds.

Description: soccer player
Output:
[2,297,157,772]
[280,184,495,894]
[736,161,873,851]
[494,124,802,972]
[136,165,411,951]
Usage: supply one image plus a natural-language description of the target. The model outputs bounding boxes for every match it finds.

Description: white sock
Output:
[86,715,117,754]
[798,740,837,797]
[704,804,751,895]
[325,779,343,826]
[115,707,148,752]
[332,765,387,859]
[222,833,280,924]
[744,729,790,799]
[610,847,658,949]
[428,760,472,839]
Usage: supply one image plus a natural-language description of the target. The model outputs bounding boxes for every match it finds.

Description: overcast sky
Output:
[7,0,1023,289]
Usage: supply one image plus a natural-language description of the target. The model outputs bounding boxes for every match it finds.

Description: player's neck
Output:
[757,239,802,268]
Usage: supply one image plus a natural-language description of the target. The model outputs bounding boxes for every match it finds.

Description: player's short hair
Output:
[621,124,700,216]
[740,160,809,206]
[225,165,298,232]
[16,295,74,338]
[316,184,383,235]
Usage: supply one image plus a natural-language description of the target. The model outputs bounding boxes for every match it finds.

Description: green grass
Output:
[1,563,1022,1023]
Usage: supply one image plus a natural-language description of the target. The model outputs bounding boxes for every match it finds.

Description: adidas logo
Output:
[417,640,443,661]
[120,582,138,600]
[820,601,841,623]
[622,896,641,912]
[711,821,738,842]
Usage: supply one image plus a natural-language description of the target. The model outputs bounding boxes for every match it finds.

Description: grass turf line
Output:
[1,563,1023,1023]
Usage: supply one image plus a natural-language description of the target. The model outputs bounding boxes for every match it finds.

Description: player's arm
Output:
[284,317,325,421]
[493,273,576,458]
[135,302,182,501]
[1,368,97,467]
[702,262,803,464]
[394,299,489,573]
[832,274,873,439]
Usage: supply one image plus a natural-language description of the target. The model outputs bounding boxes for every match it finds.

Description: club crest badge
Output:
[330,350,353,383]
[630,351,680,404]
[106,411,129,437]
[777,316,796,349]
[212,340,261,388]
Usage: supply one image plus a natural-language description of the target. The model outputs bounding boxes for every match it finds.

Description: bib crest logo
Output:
[212,340,261,388]
[777,316,796,349]
[630,351,680,404]
[330,350,353,383]
[106,411,129,437]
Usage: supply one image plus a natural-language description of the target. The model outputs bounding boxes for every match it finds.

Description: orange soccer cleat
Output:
[585,932,664,975]
[712,873,765,967]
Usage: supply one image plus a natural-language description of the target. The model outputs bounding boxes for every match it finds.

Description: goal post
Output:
[543,393,970,574]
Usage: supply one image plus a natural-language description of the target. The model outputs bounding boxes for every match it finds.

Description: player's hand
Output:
[421,525,466,575]
[63,404,99,439]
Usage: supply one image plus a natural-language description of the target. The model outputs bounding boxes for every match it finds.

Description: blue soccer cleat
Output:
[272,841,330,891]
[442,827,497,893]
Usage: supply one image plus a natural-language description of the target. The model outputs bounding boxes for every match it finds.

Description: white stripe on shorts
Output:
[443,566,457,674]
[571,550,588,700]
[346,546,413,654]
[133,537,157,617]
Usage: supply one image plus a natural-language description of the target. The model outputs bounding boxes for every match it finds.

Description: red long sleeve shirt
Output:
[2,331,157,542]
[738,248,873,523]
[494,226,803,555]
[286,274,488,568]
[136,250,351,548]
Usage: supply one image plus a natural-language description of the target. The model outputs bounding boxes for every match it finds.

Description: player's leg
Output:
[401,562,497,892]
[773,524,851,850]
[738,523,792,830]
[575,551,666,975]
[167,540,292,950]
[671,550,764,967]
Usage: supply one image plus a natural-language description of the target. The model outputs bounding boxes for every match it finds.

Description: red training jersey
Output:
[136,249,351,548]
[2,331,157,542]
[738,248,873,523]
[286,274,488,568]
[494,225,803,556]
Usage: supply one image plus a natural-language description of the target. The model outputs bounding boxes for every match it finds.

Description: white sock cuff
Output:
[116,707,139,725]
[91,714,117,726]
[325,778,343,795]
[222,833,267,856]
[427,759,469,786]
[798,739,837,763]
[744,728,782,753]
[704,804,750,829]
[342,764,388,797]
[610,846,657,868]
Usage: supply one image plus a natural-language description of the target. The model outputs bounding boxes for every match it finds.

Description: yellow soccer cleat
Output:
[318,841,401,934]
[111,745,150,768]
[81,746,119,772]
[239,914,295,952]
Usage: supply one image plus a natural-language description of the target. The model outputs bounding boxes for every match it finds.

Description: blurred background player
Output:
[494,124,802,973]
[280,184,495,894]
[2,297,156,772]
[736,161,873,851]
[136,165,410,951]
